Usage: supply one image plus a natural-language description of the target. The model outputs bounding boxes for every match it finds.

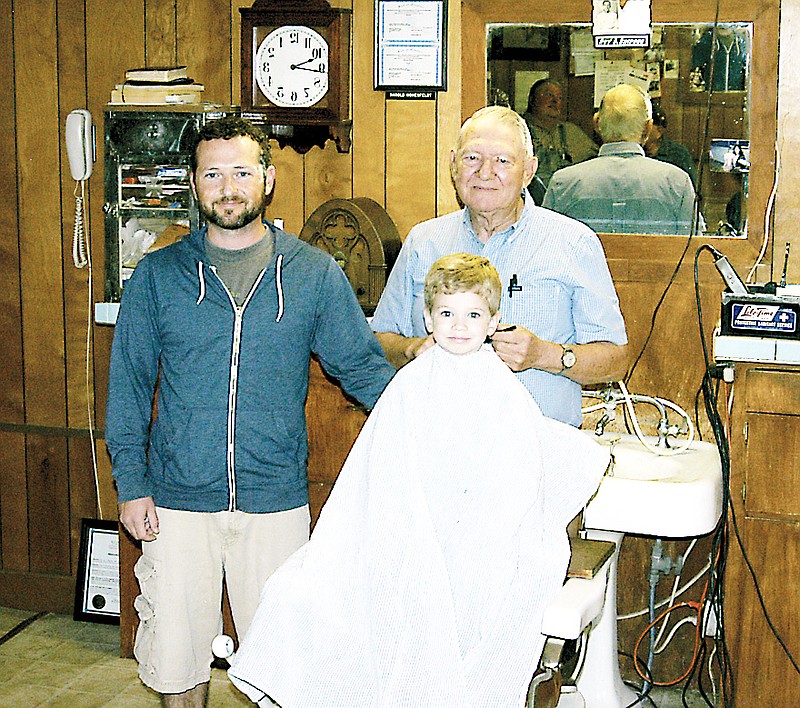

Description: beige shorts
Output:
[133,505,310,695]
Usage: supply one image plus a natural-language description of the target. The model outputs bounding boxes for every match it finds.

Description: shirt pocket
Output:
[503,278,570,340]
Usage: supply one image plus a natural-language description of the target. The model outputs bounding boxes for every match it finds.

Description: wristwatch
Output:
[559,344,576,374]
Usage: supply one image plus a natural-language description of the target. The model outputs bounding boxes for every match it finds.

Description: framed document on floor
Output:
[74,519,121,624]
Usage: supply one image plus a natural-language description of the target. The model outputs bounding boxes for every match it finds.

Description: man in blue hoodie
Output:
[105,117,394,707]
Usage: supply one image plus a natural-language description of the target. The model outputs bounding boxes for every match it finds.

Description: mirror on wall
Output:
[487,22,751,237]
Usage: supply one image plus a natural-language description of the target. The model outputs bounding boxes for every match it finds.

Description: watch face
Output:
[562,348,577,368]
[255,25,329,108]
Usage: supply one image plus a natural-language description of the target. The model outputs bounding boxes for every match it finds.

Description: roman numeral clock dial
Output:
[240,0,352,154]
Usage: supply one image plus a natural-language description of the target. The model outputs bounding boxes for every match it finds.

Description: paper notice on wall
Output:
[573,53,599,77]
[571,27,602,77]
[593,60,650,106]
[375,0,445,89]
[592,0,652,49]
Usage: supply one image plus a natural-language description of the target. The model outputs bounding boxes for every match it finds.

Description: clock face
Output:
[255,25,330,108]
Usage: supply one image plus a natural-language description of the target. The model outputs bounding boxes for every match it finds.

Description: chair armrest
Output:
[540,558,611,640]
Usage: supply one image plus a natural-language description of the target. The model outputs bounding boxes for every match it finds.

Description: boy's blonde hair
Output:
[424,253,502,314]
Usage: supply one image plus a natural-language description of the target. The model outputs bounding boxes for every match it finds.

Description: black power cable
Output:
[624,0,723,388]
[694,243,735,705]
[693,245,800,706]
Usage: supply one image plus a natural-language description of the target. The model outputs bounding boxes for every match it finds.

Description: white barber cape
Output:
[229,344,609,707]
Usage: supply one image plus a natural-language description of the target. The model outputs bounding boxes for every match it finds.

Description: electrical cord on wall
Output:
[746,138,780,283]
[72,177,103,519]
[633,596,705,688]
[653,541,696,652]
[615,0,794,695]
[621,244,737,703]
[746,105,787,284]
[618,558,710,621]
[654,616,698,656]
[83,224,102,520]
[623,233,693,386]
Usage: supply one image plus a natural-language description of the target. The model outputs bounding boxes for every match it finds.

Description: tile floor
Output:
[0,606,714,707]
[0,607,247,707]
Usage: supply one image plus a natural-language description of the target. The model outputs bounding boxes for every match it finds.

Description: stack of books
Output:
[110,66,205,105]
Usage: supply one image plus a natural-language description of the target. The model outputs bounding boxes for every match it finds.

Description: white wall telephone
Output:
[66,109,94,181]
[65,109,95,267]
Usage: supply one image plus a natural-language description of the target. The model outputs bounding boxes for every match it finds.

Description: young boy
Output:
[229,254,609,707]
[422,253,501,355]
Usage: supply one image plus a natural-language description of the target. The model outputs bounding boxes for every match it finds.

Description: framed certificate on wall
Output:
[374,0,447,96]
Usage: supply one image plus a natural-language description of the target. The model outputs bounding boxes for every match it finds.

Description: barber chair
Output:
[214,538,620,708]
[527,538,617,708]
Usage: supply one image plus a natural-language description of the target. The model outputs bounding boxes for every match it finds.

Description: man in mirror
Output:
[370,105,628,428]
[543,83,700,235]
[644,105,697,186]
[522,78,599,200]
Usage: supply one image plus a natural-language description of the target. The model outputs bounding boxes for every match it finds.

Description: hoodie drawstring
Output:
[275,254,284,322]
[196,254,284,321]
[196,261,206,305]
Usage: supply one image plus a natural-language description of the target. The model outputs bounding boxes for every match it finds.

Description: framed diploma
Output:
[374,0,447,97]
[74,519,121,624]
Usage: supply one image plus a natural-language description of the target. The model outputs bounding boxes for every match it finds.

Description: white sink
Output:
[582,433,723,538]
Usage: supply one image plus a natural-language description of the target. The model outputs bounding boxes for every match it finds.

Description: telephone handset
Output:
[66,109,94,181]
[65,109,95,267]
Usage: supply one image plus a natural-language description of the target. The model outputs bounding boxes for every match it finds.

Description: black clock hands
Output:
[291,65,326,73]
[291,56,326,73]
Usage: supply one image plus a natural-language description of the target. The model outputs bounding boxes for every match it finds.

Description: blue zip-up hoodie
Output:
[105,224,395,513]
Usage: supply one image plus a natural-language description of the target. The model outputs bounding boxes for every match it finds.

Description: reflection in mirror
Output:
[487,22,751,237]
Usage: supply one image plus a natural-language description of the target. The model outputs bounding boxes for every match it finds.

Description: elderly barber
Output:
[370,105,628,426]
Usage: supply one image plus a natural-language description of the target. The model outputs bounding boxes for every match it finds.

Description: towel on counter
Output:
[229,344,609,708]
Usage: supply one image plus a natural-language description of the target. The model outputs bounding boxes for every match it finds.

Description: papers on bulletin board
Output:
[571,27,602,77]
[593,60,650,106]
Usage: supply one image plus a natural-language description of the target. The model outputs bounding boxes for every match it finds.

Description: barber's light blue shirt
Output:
[371,194,627,426]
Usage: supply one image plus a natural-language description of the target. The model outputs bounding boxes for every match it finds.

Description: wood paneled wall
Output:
[0,0,461,611]
[775,1,800,283]
[0,6,793,690]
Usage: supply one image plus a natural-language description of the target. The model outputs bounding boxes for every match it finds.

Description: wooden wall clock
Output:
[240,0,352,154]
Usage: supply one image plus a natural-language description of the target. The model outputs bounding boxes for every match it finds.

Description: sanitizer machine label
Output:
[731,303,798,334]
